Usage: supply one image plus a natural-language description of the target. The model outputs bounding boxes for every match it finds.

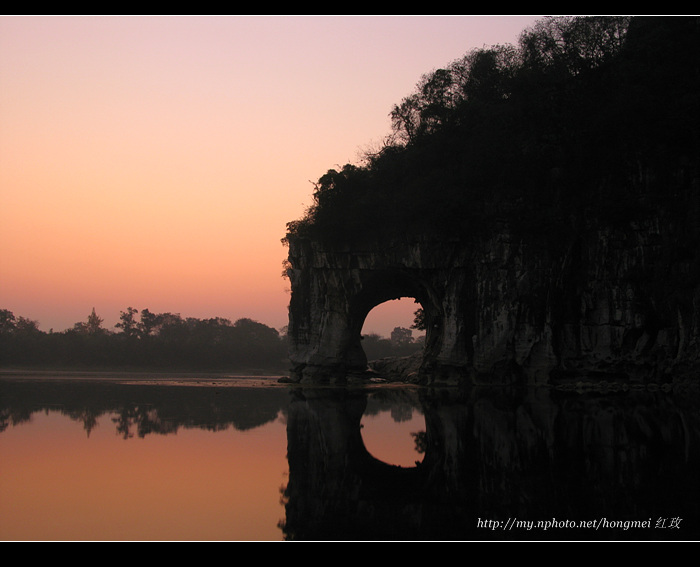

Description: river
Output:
[1,372,698,541]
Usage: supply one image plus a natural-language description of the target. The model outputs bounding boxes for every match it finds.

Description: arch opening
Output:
[360,297,425,363]
[344,269,441,375]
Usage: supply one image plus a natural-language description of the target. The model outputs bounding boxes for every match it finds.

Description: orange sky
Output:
[0,15,541,337]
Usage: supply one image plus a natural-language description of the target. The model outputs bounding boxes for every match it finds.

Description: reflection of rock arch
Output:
[282,388,474,540]
[281,386,700,541]
[359,394,426,467]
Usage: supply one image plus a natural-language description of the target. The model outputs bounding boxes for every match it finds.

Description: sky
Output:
[0,15,542,337]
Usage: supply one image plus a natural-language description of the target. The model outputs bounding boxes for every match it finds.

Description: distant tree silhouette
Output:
[115,307,139,338]
[361,329,423,361]
[0,307,291,373]
[73,308,106,335]
[2,304,423,370]
[0,309,16,334]
[390,326,414,347]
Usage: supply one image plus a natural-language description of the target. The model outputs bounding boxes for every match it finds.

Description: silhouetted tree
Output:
[411,309,426,331]
[115,307,139,338]
[390,327,413,347]
[0,307,289,372]
[138,308,161,338]
[73,308,106,335]
[0,309,16,334]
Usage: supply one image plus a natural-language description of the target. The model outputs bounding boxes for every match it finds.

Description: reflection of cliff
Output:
[0,378,288,437]
[282,388,437,540]
[282,385,700,541]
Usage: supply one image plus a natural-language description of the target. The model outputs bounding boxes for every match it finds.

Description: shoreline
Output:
[0,367,290,387]
[0,367,419,390]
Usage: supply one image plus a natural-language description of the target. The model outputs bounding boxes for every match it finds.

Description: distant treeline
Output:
[0,307,288,372]
[361,326,425,362]
[0,308,422,371]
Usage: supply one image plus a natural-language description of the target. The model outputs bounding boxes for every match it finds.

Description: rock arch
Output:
[349,271,432,359]
[285,236,473,384]
[285,217,700,385]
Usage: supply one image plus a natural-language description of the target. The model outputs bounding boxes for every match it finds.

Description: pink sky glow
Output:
[0,15,542,337]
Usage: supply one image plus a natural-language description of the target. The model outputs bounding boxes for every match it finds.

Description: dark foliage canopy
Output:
[0,307,288,372]
[285,16,699,246]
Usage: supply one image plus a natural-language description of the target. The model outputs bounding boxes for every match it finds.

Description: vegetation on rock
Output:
[285,16,699,246]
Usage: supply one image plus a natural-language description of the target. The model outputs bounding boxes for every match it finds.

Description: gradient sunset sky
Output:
[0,15,541,336]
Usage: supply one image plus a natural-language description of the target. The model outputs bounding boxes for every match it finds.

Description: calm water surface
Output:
[1,374,698,541]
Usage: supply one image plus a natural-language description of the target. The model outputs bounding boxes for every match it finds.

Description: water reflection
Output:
[0,376,288,437]
[1,375,699,541]
[282,383,700,541]
[0,376,293,541]
[360,390,426,467]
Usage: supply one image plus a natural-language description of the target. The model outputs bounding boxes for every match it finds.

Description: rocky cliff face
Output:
[286,201,700,386]
[468,214,700,385]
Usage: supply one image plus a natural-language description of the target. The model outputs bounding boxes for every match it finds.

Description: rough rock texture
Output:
[286,208,700,386]
[367,353,423,383]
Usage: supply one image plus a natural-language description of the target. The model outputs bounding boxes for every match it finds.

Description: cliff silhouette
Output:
[284,17,700,385]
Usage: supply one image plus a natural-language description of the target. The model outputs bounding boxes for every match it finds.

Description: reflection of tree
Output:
[411,431,427,455]
[0,407,34,433]
[0,379,290,439]
[363,389,422,417]
[67,408,101,437]
[390,403,414,422]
